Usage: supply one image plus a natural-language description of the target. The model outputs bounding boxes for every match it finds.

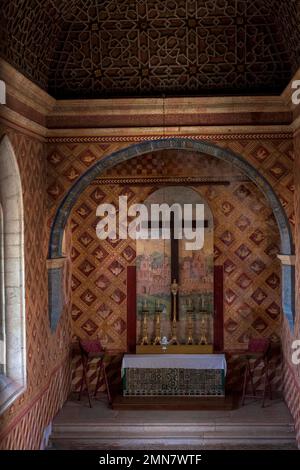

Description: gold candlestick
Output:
[140,302,149,345]
[187,310,194,345]
[199,313,208,345]
[153,311,161,345]
[170,279,179,345]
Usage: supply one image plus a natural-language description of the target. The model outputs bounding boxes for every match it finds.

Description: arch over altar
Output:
[48,138,295,332]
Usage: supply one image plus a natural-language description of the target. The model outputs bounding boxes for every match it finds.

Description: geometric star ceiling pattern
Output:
[1,0,300,98]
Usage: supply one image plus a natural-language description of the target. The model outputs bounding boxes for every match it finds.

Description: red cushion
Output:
[80,339,104,354]
[248,338,270,353]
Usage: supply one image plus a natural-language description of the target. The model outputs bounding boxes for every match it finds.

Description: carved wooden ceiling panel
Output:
[1,0,299,99]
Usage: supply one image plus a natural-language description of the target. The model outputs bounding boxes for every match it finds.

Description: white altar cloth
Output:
[121,354,227,377]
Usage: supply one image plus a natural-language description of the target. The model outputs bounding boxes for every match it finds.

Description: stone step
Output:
[51,421,296,446]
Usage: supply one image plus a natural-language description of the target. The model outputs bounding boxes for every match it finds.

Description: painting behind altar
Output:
[136,186,214,345]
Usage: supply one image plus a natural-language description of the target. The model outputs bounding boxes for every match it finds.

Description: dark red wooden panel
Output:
[127,265,136,353]
[214,265,224,352]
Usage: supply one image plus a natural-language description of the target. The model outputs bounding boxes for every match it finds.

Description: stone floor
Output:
[50,394,298,450]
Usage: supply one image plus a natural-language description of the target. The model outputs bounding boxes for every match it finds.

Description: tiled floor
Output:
[50,394,298,450]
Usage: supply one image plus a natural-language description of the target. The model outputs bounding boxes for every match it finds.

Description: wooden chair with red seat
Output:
[78,336,112,408]
[241,337,272,407]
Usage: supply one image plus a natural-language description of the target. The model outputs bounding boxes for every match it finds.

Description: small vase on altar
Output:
[161,336,169,352]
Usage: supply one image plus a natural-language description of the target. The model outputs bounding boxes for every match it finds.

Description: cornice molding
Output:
[0,59,55,114]
[282,67,300,109]
[293,115,300,135]
[0,60,299,139]
[0,107,47,141]
[47,130,293,143]
[47,258,66,269]
[50,95,290,117]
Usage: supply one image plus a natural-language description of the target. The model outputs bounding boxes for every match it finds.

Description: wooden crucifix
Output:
[148,214,208,321]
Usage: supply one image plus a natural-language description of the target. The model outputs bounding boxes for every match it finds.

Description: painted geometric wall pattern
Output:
[0,359,71,450]
[67,149,285,392]
[69,169,282,352]
[0,126,72,449]
[0,129,296,447]
[46,142,294,356]
[70,183,153,350]
[47,140,295,237]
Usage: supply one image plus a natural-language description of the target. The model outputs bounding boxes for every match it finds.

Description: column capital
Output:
[47,257,66,270]
[277,254,296,266]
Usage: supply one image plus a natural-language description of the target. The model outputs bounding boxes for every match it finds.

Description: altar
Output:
[125,188,225,398]
[122,354,226,397]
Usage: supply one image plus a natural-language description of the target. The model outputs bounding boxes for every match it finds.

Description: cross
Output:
[148,215,208,320]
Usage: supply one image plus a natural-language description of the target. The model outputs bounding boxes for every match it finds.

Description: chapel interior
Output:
[0,0,300,450]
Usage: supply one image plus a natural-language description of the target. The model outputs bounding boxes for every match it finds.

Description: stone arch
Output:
[0,135,26,413]
[48,138,295,331]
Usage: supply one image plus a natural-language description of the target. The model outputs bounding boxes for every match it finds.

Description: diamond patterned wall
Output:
[68,152,284,351]
[70,183,152,350]
[0,130,295,447]
[0,358,71,450]
[47,140,295,241]
[63,149,291,392]
[0,126,72,449]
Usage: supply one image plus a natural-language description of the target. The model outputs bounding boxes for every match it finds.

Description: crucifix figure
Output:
[148,214,208,321]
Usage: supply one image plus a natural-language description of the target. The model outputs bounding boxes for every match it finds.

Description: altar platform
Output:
[112,394,236,410]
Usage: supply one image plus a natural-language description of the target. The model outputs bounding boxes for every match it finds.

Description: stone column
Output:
[47,258,66,332]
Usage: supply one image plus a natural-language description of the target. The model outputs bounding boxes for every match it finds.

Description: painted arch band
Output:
[48,138,295,332]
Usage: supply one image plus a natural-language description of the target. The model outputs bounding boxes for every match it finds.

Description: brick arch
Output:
[48,138,295,331]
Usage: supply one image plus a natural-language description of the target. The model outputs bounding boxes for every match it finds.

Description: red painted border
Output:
[214,265,224,352]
